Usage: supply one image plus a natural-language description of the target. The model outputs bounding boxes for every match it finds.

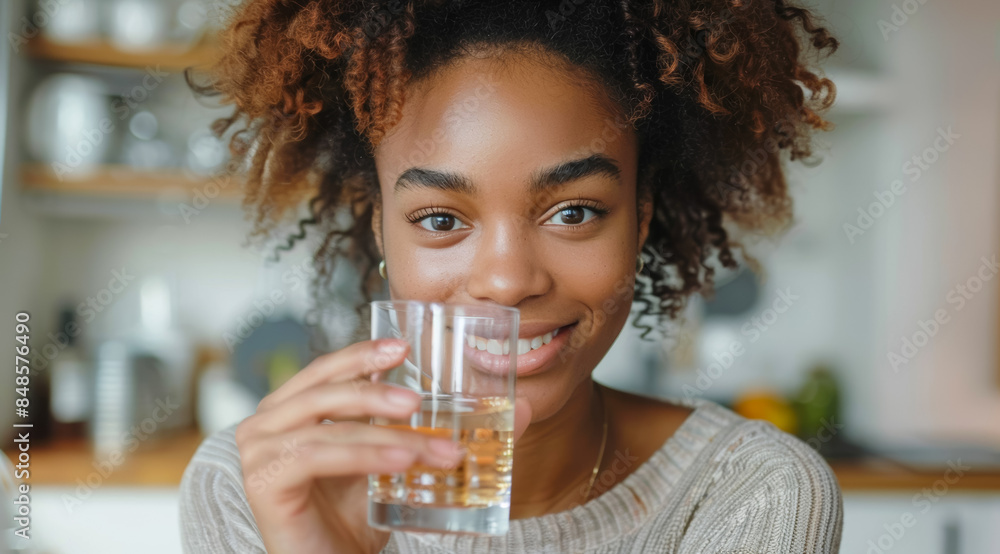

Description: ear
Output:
[636,186,653,253]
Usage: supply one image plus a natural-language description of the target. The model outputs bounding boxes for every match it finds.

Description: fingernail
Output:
[382,447,415,463]
[429,438,464,459]
[385,386,417,407]
[380,340,407,357]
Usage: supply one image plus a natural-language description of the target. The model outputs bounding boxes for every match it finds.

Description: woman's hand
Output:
[234,339,469,554]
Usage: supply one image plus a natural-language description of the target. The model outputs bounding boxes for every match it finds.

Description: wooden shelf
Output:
[26,36,220,71]
[831,458,1000,492]
[8,425,1000,490]
[21,163,243,201]
[8,422,1000,488]
[3,428,206,487]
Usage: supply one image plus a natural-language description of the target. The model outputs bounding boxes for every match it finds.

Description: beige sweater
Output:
[178,398,843,553]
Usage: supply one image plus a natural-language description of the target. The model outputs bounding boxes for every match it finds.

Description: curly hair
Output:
[187,0,837,340]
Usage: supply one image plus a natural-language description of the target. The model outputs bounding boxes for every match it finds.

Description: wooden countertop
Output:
[831,457,1000,492]
[3,428,206,487]
[7,429,1000,491]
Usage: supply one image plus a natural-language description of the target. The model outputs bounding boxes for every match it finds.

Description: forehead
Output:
[373,49,633,185]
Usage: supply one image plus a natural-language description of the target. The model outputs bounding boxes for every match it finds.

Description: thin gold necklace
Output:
[584,385,609,501]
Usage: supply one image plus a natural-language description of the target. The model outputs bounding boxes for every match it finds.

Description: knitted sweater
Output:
[178,398,843,553]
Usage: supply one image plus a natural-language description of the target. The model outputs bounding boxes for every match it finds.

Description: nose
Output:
[465,222,552,307]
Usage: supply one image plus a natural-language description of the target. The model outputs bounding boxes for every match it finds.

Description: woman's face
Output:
[372,49,650,421]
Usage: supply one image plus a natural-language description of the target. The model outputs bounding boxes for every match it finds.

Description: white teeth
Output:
[486,339,502,355]
[469,336,510,354]
[517,339,531,355]
[467,329,558,356]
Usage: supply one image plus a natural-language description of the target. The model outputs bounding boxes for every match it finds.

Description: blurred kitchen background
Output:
[0,0,998,552]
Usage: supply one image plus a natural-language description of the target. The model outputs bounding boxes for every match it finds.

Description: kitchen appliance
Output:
[89,275,195,458]
[90,333,193,457]
[40,0,102,44]
[49,306,90,440]
[25,73,112,175]
[107,0,169,51]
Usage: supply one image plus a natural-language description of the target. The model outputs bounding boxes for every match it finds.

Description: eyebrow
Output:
[393,153,621,196]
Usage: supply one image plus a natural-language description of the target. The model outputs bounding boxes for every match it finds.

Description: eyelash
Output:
[405,199,610,231]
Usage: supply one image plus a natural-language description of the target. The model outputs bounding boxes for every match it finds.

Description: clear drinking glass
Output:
[367,300,519,536]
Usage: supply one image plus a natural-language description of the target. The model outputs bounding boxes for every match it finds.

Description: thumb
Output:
[512,396,532,443]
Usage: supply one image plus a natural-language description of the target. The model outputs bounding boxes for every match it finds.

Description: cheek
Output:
[552,238,635,332]
[585,271,635,340]
[385,230,466,300]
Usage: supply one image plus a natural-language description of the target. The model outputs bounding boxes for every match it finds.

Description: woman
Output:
[180,0,843,552]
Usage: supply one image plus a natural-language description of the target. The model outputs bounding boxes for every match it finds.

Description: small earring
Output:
[636,254,645,274]
[378,259,387,280]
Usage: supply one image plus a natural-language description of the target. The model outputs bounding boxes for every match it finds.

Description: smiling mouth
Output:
[460,322,579,377]
[463,324,569,356]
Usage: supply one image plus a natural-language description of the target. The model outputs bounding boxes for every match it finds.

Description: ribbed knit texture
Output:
[179,398,843,553]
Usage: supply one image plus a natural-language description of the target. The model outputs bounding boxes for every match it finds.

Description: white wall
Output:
[601,0,1000,448]
[873,0,1000,444]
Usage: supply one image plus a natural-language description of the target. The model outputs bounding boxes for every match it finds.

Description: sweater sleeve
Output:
[677,420,844,554]
[178,422,268,554]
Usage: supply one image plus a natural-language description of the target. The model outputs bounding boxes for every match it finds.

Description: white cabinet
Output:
[841,493,1000,554]
[25,486,180,554]
[24,488,1000,554]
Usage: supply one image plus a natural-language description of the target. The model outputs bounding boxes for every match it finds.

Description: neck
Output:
[509,378,605,519]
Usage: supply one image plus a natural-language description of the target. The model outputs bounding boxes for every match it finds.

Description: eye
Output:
[545,205,604,226]
[416,213,468,232]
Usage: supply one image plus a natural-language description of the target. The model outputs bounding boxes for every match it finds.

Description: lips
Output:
[463,322,578,377]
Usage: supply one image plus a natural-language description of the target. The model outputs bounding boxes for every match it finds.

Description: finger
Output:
[242,423,466,489]
[513,395,532,443]
[258,339,409,411]
[290,421,465,466]
[248,381,423,436]
[254,443,422,501]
